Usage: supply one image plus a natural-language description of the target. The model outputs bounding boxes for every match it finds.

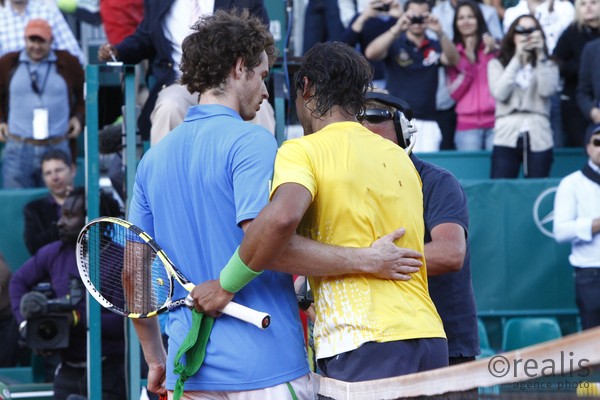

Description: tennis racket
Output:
[76,216,270,329]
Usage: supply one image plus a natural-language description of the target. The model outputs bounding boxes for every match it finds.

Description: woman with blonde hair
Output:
[553,0,600,147]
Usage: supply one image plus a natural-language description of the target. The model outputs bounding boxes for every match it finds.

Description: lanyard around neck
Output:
[25,61,52,97]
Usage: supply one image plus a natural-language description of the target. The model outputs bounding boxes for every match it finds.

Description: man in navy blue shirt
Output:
[365,0,459,152]
[359,91,480,365]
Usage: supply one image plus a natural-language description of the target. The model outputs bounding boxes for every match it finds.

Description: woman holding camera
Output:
[446,0,498,151]
[487,15,559,178]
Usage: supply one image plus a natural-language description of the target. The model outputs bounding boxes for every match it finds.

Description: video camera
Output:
[19,279,84,350]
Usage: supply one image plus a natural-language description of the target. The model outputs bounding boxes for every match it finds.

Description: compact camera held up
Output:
[19,279,84,350]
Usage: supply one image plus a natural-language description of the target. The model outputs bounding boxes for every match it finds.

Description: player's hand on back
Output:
[367,228,423,280]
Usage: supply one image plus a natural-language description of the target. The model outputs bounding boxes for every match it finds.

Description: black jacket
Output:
[115,0,269,139]
[23,195,60,255]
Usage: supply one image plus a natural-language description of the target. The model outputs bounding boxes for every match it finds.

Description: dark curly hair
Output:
[180,9,276,96]
[294,42,373,118]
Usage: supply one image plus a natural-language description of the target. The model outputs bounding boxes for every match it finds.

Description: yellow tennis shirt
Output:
[271,121,445,359]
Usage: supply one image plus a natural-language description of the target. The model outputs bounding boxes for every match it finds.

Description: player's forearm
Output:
[271,235,371,276]
[132,318,166,366]
[425,239,466,276]
[238,198,303,273]
[271,229,423,280]
[425,223,467,276]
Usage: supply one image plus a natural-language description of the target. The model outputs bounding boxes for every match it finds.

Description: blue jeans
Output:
[455,128,495,151]
[1,138,70,189]
[302,0,344,53]
[490,136,553,178]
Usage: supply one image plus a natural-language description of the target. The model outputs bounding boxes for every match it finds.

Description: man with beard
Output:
[9,188,125,400]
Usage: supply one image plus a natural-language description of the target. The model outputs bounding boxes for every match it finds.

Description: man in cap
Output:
[0,19,84,188]
[554,123,600,330]
[0,0,84,63]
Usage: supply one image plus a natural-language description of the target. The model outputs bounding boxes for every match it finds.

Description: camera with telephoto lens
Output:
[19,279,84,350]
[410,15,425,24]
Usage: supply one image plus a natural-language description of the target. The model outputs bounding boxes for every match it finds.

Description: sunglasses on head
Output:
[357,109,393,124]
[514,26,539,35]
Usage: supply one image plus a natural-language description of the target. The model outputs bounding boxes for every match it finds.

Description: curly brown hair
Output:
[294,42,373,118]
[180,9,276,95]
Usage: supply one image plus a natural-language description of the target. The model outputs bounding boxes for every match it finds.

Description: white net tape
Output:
[314,327,600,399]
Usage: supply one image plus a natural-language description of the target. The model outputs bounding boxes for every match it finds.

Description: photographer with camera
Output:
[365,0,460,152]
[9,187,125,400]
[340,0,402,88]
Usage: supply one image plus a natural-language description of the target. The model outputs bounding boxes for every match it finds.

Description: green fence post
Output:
[84,63,102,400]
[123,65,142,400]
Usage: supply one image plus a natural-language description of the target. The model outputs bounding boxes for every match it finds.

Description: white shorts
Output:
[168,373,316,400]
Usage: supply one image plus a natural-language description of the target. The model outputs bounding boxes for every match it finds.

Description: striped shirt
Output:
[0,1,84,64]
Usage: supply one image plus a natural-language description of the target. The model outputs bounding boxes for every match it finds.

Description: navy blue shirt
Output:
[412,155,480,358]
[340,14,396,82]
[385,34,441,120]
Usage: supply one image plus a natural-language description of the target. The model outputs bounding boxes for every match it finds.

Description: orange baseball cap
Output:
[24,19,53,42]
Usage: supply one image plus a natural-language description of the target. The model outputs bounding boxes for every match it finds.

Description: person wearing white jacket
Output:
[553,123,600,330]
[488,14,559,178]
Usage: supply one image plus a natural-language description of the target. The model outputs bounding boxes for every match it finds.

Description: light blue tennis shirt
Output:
[8,50,69,138]
[128,104,309,391]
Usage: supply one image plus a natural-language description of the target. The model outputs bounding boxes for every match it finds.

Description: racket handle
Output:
[222,302,271,330]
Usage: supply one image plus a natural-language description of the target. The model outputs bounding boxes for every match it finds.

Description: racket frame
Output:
[76,217,270,329]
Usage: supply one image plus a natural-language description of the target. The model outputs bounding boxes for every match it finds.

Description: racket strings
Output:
[81,222,171,316]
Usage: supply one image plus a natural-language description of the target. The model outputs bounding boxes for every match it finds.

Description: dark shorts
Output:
[317,338,448,382]
[574,267,600,330]
[53,356,125,400]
